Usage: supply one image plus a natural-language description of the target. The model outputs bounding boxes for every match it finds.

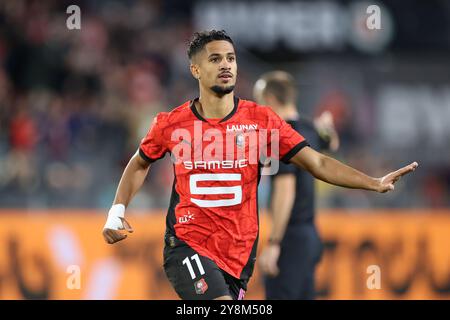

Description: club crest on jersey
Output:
[194,278,208,294]
[236,133,244,148]
[226,124,258,132]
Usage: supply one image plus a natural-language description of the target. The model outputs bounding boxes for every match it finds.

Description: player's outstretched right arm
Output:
[102,150,151,244]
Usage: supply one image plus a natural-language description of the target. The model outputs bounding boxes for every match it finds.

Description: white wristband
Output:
[104,204,126,230]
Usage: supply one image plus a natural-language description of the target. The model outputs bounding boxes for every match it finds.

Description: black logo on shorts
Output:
[194,278,208,294]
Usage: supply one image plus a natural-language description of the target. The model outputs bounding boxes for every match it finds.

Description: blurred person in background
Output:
[102,29,418,300]
[254,71,339,300]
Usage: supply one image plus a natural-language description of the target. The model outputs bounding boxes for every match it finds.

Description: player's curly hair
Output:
[187,30,234,60]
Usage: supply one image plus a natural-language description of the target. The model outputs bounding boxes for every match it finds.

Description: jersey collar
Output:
[190,96,240,123]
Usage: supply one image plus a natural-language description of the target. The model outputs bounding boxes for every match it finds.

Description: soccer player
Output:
[102,30,418,300]
[254,71,339,299]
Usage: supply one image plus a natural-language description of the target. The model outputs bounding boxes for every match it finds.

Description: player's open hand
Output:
[259,244,281,277]
[376,162,419,193]
[102,217,133,244]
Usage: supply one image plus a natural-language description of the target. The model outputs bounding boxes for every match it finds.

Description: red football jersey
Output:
[139,97,307,279]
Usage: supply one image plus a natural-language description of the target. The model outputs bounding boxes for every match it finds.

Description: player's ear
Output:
[190,63,200,80]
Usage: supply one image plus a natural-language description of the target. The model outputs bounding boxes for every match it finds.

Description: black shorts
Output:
[163,234,248,300]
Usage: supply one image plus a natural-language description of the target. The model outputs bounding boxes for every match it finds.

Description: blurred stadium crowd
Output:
[0,0,449,209]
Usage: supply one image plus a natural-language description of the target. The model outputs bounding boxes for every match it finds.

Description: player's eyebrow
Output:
[208,53,221,59]
[208,52,235,58]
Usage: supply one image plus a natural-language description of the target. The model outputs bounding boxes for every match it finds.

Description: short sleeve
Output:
[139,113,169,163]
[265,108,309,164]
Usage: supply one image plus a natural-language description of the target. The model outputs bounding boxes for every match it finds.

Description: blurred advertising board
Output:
[0,210,449,300]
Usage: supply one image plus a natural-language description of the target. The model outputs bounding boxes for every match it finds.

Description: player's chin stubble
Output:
[210,85,235,96]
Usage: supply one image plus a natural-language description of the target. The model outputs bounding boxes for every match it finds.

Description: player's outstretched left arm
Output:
[290,146,418,193]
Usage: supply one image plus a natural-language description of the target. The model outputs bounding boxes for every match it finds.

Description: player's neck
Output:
[196,92,235,119]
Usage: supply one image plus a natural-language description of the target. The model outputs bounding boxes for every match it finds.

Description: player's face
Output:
[191,40,237,95]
